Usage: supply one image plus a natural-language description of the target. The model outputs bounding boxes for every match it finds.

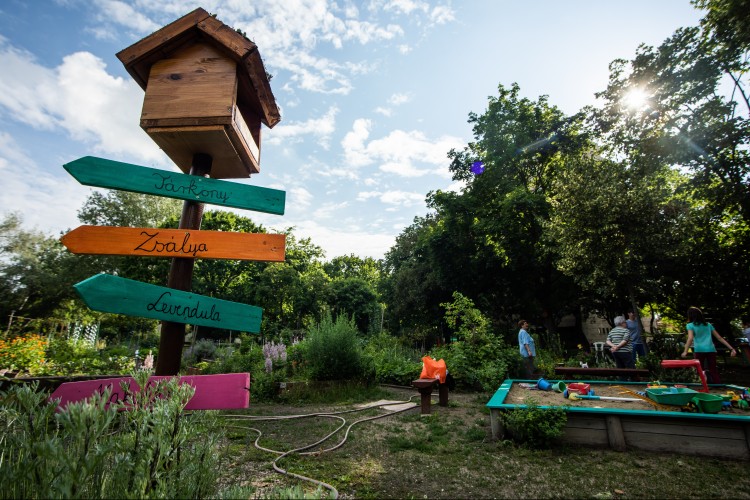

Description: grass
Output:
[216,382,750,499]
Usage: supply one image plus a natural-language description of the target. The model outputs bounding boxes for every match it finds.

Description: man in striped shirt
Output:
[606,315,635,372]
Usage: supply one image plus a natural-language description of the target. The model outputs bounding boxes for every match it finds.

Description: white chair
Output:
[592,342,606,365]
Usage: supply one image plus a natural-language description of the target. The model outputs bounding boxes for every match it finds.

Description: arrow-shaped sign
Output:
[50,373,251,410]
[64,156,285,215]
[74,274,262,333]
[61,225,285,261]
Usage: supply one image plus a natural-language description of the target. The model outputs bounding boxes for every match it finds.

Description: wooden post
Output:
[155,153,212,376]
[438,383,449,407]
[605,415,627,452]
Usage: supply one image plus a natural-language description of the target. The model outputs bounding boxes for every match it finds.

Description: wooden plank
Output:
[563,426,609,446]
[621,417,746,440]
[141,43,237,122]
[196,15,258,61]
[49,373,250,410]
[624,429,750,459]
[74,274,262,333]
[64,156,284,214]
[61,226,285,261]
[145,125,258,178]
[116,7,211,89]
[566,414,607,431]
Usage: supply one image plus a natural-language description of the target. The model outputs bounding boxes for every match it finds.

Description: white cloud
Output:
[289,219,395,259]
[0,39,166,164]
[357,189,425,207]
[430,5,455,24]
[313,201,349,219]
[93,0,160,36]
[342,123,463,178]
[341,118,373,167]
[87,1,453,95]
[374,106,392,117]
[388,93,411,105]
[289,187,314,208]
[374,93,410,117]
[383,0,428,15]
[265,106,338,147]
[0,132,91,234]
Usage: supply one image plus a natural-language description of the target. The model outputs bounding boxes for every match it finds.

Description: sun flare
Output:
[622,87,650,111]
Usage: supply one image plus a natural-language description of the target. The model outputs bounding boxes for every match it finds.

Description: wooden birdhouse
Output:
[116,7,280,179]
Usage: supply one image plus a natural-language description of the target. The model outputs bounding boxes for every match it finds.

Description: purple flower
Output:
[265,357,273,373]
[470,161,485,175]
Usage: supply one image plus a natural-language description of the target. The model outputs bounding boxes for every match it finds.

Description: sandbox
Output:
[487,379,750,460]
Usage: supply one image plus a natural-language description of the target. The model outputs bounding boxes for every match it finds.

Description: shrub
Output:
[502,398,567,449]
[192,339,218,361]
[431,292,520,391]
[304,312,364,381]
[364,333,421,386]
[0,376,223,498]
[42,338,133,376]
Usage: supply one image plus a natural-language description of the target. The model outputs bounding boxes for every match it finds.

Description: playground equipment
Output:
[660,359,709,392]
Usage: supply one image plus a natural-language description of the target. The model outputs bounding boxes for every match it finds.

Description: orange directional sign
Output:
[61,225,285,261]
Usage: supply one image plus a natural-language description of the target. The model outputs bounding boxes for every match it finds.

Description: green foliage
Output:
[329,277,379,333]
[363,333,422,385]
[430,293,518,391]
[0,377,222,498]
[192,339,218,361]
[501,398,568,449]
[0,334,47,375]
[304,312,366,382]
[42,337,133,376]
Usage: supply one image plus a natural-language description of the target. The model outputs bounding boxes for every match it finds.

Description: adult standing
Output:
[518,320,536,379]
[605,316,635,372]
[626,311,646,362]
[681,306,736,383]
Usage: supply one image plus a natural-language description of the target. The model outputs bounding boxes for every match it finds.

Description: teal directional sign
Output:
[64,156,285,215]
[74,274,262,333]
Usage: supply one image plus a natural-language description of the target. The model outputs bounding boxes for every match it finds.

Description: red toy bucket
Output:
[567,383,590,395]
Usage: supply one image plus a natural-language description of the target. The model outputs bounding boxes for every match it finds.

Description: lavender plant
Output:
[0,374,223,498]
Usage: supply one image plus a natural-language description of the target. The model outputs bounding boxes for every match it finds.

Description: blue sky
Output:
[0,0,703,260]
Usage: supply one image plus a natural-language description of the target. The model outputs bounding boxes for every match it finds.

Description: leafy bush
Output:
[364,333,421,385]
[0,334,48,375]
[431,340,517,391]
[304,312,365,381]
[430,293,519,391]
[0,376,223,498]
[42,338,133,376]
[502,398,568,449]
[192,339,218,361]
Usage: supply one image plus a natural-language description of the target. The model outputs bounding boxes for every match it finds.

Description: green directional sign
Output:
[64,156,285,215]
[74,274,262,333]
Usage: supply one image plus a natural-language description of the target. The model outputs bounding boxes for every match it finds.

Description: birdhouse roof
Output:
[116,7,280,128]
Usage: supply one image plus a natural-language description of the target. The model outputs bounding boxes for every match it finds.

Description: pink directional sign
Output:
[49,373,250,410]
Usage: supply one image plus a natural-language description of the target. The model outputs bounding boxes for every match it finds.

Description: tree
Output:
[0,213,84,323]
[591,4,750,326]
[323,254,381,289]
[77,191,181,228]
[328,277,378,333]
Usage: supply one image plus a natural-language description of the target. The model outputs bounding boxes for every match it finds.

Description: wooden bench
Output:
[554,367,650,380]
[411,378,449,415]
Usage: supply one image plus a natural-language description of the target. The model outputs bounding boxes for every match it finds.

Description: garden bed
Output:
[487,379,750,460]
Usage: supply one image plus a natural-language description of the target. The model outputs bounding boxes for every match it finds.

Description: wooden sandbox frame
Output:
[487,379,750,460]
